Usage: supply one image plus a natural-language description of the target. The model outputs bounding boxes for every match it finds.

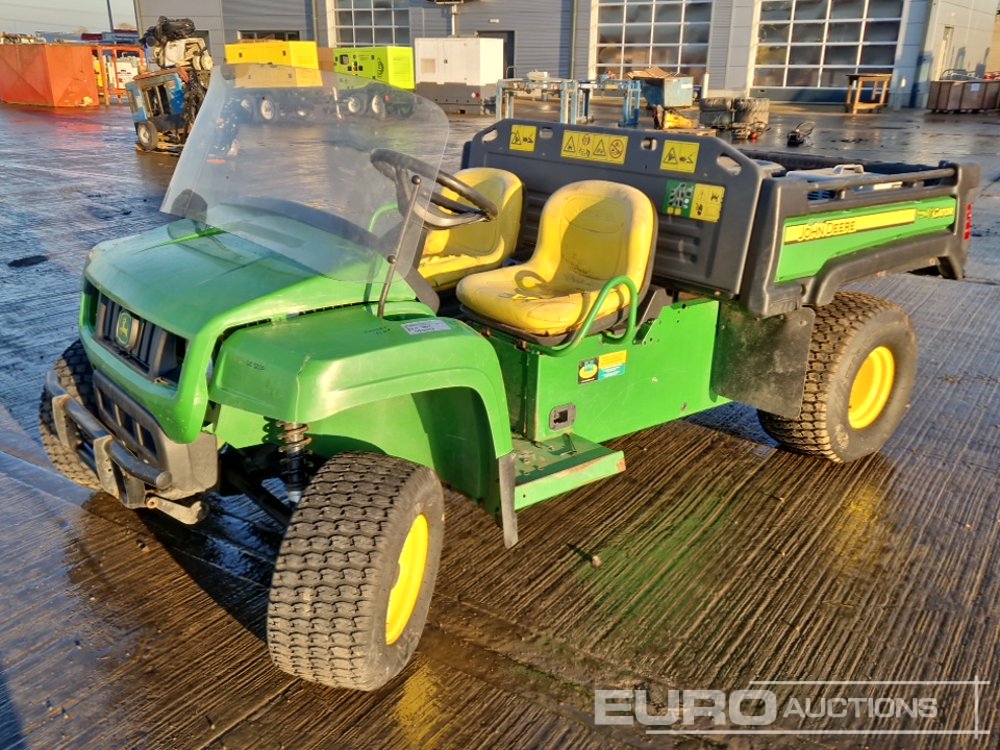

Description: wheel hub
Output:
[849,345,895,429]
[385,514,429,645]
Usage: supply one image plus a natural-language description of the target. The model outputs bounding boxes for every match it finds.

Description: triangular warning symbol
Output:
[593,140,607,157]
[564,136,576,153]
[666,147,678,164]
[512,132,522,144]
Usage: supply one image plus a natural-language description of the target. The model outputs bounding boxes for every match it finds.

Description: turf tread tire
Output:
[759,292,917,463]
[38,340,101,490]
[267,452,444,691]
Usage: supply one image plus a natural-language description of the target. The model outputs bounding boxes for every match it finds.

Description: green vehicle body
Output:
[55,117,979,548]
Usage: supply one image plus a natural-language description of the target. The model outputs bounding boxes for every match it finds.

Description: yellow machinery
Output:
[224,40,319,69]
[323,46,414,90]
[224,42,322,121]
[321,46,416,118]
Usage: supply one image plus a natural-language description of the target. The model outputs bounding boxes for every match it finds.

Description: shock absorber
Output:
[277,421,311,505]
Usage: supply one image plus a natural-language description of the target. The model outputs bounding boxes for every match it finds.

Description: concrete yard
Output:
[0,99,997,750]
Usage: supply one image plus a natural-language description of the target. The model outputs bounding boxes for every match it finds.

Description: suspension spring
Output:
[277,421,312,504]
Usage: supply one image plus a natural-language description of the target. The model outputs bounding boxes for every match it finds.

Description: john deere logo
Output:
[115,310,138,349]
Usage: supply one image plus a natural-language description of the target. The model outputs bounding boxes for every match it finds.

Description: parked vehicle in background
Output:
[126,17,212,152]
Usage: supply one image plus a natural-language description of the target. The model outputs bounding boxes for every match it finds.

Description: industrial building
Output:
[133,0,998,106]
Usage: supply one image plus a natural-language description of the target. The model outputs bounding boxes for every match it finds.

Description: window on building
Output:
[753,0,901,89]
[595,0,711,82]
[238,30,302,41]
[334,0,410,47]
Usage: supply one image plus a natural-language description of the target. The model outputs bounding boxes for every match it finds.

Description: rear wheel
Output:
[759,292,917,463]
[135,121,158,152]
[39,340,101,490]
[267,452,444,691]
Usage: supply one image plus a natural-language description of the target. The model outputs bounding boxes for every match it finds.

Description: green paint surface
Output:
[776,196,957,283]
[490,297,727,445]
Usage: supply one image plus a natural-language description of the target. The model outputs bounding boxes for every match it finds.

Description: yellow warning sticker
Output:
[783,208,917,244]
[561,131,628,165]
[692,184,725,223]
[664,180,725,223]
[598,350,627,369]
[509,124,537,152]
[659,140,700,173]
[579,350,629,384]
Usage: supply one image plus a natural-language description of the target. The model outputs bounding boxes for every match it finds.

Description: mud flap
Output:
[711,302,815,419]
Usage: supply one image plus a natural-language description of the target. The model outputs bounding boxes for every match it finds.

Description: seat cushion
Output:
[419,167,523,290]
[456,264,635,336]
[456,180,656,337]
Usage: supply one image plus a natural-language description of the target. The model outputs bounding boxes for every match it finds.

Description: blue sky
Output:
[1,0,138,34]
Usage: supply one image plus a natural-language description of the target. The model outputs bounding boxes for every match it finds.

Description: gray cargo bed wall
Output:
[738,150,978,316]
[463,120,767,298]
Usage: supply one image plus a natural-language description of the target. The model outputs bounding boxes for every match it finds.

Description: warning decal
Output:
[561,131,628,165]
[659,140,700,174]
[663,180,725,223]
[692,184,725,223]
[597,350,627,380]
[509,124,537,152]
[579,350,628,384]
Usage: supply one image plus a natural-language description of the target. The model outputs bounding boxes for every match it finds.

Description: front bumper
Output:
[44,369,216,506]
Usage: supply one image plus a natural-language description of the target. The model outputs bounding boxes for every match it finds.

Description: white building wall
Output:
[135,0,1000,109]
[902,0,996,107]
[706,0,758,96]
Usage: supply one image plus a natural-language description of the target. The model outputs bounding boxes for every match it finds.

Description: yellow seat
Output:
[419,167,524,290]
[456,180,656,338]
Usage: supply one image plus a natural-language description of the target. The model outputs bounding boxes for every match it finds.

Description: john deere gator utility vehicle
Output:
[42,64,979,691]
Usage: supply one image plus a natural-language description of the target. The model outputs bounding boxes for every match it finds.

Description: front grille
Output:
[96,294,186,384]
[94,381,160,462]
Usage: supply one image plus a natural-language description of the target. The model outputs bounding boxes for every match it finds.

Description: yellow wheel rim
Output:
[385,514,429,645]
[849,346,895,429]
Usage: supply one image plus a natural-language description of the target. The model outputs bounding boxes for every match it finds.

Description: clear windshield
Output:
[161,64,449,283]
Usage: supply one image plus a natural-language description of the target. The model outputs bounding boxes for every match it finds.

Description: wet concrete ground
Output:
[0,99,997,750]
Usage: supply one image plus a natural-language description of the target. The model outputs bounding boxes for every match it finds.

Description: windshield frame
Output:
[160,63,450,291]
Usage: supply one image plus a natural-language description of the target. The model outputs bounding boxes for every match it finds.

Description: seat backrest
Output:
[532,180,656,291]
[422,167,524,259]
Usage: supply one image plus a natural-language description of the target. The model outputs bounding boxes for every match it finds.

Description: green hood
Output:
[79,216,420,444]
[84,217,416,338]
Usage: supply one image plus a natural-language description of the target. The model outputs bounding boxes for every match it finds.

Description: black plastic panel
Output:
[464,119,766,297]
[463,123,980,319]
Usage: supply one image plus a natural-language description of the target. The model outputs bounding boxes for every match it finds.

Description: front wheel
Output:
[344,92,366,116]
[759,292,917,463]
[267,452,444,691]
[39,340,101,490]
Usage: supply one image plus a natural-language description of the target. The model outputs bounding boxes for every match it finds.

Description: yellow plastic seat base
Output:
[457,180,656,338]
[457,268,635,337]
[419,167,524,291]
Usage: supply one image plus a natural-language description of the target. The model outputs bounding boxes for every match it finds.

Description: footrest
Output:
[512,434,625,510]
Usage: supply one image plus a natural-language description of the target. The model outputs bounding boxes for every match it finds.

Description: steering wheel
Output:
[370,149,498,230]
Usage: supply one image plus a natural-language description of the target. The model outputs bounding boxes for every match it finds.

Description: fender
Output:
[209,303,518,541]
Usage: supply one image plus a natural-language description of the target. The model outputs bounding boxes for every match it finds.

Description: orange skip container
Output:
[0,44,100,107]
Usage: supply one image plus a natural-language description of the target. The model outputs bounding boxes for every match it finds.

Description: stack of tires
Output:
[699,97,733,128]
[733,97,770,129]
